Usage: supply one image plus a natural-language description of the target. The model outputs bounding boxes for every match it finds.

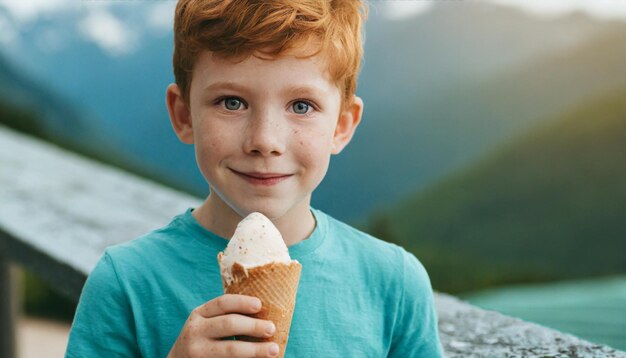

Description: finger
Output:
[206,314,276,339]
[208,340,280,358]
[196,294,262,318]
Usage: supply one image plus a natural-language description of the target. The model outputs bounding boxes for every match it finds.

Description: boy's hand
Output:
[167,294,280,358]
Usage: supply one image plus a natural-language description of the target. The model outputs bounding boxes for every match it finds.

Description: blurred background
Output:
[0,0,625,355]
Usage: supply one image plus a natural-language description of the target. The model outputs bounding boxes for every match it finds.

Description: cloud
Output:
[79,9,135,56]
[148,2,176,32]
[380,1,434,21]
[0,0,71,23]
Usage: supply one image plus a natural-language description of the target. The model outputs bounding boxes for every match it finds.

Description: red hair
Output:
[173,0,367,106]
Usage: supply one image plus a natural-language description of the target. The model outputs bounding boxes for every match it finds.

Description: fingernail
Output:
[269,343,279,356]
[266,323,276,336]
[252,299,262,310]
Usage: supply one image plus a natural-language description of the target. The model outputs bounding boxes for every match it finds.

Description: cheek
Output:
[294,128,334,169]
[196,117,235,154]
[195,129,229,174]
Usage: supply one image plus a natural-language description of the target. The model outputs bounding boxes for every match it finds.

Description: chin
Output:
[238,198,309,222]
[230,200,286,220]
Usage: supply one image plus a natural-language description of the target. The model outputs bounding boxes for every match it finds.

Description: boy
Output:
[66,0,443,357]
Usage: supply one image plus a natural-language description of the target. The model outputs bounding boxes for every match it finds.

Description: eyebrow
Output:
[281,85,326,99]
[202,82,250,94]
[202,82,328,100]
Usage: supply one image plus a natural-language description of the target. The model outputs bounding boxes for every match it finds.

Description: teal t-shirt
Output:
[66,208,443,357]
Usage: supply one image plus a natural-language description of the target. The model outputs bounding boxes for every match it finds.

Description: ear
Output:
[166,83,194,144]
[332,96,363,155]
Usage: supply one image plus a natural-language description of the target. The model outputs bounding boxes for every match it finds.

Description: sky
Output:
[1,0,626,56]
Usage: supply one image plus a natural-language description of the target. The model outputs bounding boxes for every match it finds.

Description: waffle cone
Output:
[218,253,301,358]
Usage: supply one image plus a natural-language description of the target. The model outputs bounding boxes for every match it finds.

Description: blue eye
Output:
[223,98,242,110]
[292,101,310,114]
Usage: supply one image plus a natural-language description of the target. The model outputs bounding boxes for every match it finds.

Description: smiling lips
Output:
[231,169,293,186]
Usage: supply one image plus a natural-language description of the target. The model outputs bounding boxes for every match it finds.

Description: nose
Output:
[243,108,286,156]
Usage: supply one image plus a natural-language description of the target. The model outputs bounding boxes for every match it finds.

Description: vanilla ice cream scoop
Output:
[219,212,295,286]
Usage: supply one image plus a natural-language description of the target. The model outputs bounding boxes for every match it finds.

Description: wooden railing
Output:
[1,125,623,357]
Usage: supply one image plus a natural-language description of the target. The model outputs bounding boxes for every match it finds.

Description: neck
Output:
[192,194,316,247]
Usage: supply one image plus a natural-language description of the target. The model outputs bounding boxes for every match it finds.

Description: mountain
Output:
[364,88,626,294]
[2,2,626,221]
[330,6,626,220]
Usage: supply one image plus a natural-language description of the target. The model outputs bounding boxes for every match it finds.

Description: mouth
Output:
[230,169,293,186]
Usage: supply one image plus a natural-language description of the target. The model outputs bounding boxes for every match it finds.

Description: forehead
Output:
[191,50,338,93]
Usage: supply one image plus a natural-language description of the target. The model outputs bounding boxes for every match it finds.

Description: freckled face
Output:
[187,51,343,220]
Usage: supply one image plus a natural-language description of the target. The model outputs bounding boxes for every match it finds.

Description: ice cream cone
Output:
[218,253,301,358]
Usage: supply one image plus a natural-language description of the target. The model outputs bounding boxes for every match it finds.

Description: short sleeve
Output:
[388,250,443,357]
[66,252,140,357]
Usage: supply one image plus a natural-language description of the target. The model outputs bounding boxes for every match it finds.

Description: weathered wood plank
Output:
[0,125,201,295]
